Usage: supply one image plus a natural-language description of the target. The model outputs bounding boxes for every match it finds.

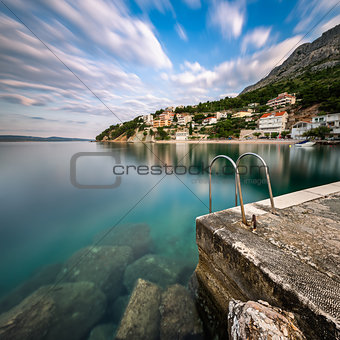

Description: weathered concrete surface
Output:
[193,189,340,339]
[228,300,306,340]
[115,278,161,340]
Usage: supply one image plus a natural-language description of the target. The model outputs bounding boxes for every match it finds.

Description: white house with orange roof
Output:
[258,111,288,133]
[266,92,296,108]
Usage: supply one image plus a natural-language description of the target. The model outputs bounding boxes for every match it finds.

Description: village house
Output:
[232,111,253,119]
[177,114,192,126]
[258,111,288,133]
[143,114,153,125]
[266,92,296,108]
[291,121,313,139]
[175,131,189,140]
[202,117,217,125]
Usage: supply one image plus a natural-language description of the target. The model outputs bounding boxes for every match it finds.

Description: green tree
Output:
[264,133,270,139]
[173,114,178,122]
[281,130,290,139]
[271,132,279,139]
[149,129,154,136]
[189,122,193,135]
[253,132,261,138]
[143,131,147,136]
[303,126,331,139]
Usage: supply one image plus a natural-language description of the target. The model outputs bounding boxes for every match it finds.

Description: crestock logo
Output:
[70,153,269,189]
[70,152,121,189]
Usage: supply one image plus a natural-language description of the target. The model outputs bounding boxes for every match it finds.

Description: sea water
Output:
[0,141,339,337]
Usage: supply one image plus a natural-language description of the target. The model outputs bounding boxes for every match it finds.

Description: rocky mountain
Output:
[241,24,340,94]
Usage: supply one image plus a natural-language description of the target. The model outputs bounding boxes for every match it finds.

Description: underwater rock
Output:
[57,245,133,301]
[88,323,116,340]
[0,263,62,314]
[123,254,180,292]
[0,281,106,340]
[228,300,306,340]
[108,295,130,324]
[115,278,161,340]
[159,284,204,340]
[93,223,153,260]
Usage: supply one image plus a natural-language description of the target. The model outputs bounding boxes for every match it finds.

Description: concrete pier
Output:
[191,182,340,339]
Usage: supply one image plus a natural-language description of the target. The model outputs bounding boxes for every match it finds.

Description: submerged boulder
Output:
[57,245,133,301]
[108,295,130,324]
[123,254,179,292]
[0,281,106,340]
[115,278,161,340]
[93,223,153,260]
[88,323,116,340]
[228,300,306,340]
[0,263,62,314]
[159,284,204,340]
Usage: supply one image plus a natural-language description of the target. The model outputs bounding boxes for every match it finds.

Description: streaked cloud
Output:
[209,1,246,39]
[182,0,201,9]
[168,35,303,96]
[175,23,188,41]
[241,27,272,53]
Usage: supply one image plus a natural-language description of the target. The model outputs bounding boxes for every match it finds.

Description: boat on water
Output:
[294,140,316,147]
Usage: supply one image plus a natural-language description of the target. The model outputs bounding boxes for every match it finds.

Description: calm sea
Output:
[0,141,339,336]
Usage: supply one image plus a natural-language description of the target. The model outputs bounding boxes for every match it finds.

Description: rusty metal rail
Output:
[209,155,247,225]
[235,152,275,212]
[209,152,275,226]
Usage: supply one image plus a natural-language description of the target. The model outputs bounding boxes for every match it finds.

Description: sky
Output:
[0,0,339,138]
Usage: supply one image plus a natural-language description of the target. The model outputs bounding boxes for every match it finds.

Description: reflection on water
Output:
[0,142,339,339]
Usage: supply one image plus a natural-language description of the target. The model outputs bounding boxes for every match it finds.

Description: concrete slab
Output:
[193,183,340,340]
[306,182,340,196]
[257,190,322,209]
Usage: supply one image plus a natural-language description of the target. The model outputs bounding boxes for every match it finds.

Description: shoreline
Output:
[101,139,298,144]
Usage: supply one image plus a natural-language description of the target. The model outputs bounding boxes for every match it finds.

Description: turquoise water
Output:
[0,142,339,337]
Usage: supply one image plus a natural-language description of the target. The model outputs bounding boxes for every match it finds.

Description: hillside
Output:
[241,24,340,94]
[96,25,340,141]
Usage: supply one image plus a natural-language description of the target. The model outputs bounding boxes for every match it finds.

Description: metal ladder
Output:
[209,152,275,225]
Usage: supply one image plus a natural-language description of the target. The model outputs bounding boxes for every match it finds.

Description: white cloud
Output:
[168,35,303,96]
[175,23,188,41]
[0,10,174,137]
[209,1,245,39]
[134,0,174,14]
[183,0,201,9]
[0,94,41,106]
[291,0,340,34]
[317,14,340,35]
[241,27,271,53]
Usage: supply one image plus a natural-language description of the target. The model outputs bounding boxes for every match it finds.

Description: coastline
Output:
[100,139,298,144]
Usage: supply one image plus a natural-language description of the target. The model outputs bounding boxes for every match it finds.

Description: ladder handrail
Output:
[235,152,275,211]
[209,155,247,225]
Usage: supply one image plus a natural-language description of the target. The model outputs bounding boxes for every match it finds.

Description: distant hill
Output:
[0,135,93,142]
[241,24,340,94]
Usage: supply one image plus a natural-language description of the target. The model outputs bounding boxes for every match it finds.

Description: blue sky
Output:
[0,0,339,138]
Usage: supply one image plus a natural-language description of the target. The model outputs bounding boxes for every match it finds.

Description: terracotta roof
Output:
[274,111,287,117]
[260,113,272,119]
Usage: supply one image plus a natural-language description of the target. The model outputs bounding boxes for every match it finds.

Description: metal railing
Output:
[209,152,275,226]
[235,152,275,212]
[209,155,247,225]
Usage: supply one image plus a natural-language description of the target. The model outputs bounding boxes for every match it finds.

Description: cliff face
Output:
[241,24,340,94]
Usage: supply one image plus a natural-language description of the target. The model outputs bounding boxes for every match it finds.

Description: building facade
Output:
[258,111,288,133]
[143,114,153,125]
[291,121,313,139]
[202,117,217,125]
[266,92,296,108]
[175,131,189,140]
[312,113,340,138]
